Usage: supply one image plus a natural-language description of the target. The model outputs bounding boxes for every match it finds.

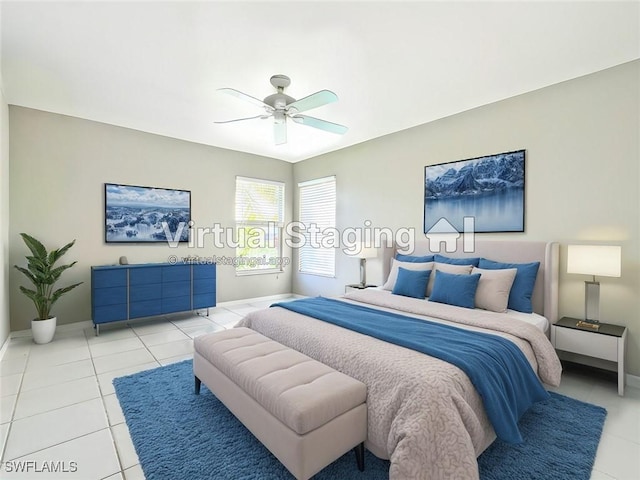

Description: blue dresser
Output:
[91,262,216,334]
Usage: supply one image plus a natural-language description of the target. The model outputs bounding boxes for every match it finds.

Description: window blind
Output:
[235,176,285,225]
[235,176,285,274]
[298,176,336,276]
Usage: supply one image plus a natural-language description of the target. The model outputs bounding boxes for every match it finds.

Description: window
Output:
[235,176,285,274]
[298,176,336,276]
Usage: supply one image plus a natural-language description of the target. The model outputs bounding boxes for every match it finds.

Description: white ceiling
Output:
[2,1,638,163]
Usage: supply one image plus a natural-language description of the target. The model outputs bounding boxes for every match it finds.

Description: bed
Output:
[237,240,562,480]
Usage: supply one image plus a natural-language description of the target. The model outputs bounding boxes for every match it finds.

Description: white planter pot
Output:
[31,317,57,344]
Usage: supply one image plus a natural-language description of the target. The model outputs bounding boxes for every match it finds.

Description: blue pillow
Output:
[434,254,480,267]
[392,267,431,299]
[396,253,435,263]
[477,258,540,313]
[429,271,481,309]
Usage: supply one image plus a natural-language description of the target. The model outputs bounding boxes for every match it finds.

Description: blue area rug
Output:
[114,360,606,480]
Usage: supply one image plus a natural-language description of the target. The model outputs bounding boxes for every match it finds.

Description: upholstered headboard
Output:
[383,240,560,322]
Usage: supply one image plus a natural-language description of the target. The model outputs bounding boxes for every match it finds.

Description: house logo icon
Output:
[425,217,475,253]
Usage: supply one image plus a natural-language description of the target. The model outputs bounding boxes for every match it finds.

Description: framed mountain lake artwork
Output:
[424,150,525,234]
[104,183,191,243]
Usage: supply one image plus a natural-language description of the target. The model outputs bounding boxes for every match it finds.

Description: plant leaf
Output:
[20,233,47,259]
[18,286,49,319]
[14,265,38,285]
[48,240,76,265]
[48,262,77,282]
[50,282,83,306]
[18,285,39,300]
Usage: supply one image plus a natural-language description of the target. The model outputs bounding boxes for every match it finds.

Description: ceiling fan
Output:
[214,74,348,145]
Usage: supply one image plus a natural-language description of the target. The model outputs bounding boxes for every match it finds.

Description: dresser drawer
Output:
[162,295,191,314]
[130,300,162,319]
[93,286,127,306]
[162,281,191,298]
[130,267,162,285]
[554,327,618,362]
[162,265,191,282]
[92,269,127,288]
[130,283,162,302]
[93,304,127,323]
[193,281,215,295]
[193,264,216,280]
[193,292,216,309]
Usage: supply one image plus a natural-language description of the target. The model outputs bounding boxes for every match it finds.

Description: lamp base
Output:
[580,318,600,325]
[359,258,367,287]
[584,280,600,323]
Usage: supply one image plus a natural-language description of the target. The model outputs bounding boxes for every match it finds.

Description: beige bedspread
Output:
[236,289,562,480]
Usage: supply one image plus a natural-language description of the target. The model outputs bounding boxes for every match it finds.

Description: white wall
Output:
[0,87,9,347]
[293,60,640,376]
[0,1,11,347]
[8,107,293,331]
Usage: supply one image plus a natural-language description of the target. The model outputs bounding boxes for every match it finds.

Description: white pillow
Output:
[426,262,473,297]
[383,259,433,291]
[472,267,517,313]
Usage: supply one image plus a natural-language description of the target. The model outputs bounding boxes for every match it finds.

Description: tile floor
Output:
[0,298,638,480]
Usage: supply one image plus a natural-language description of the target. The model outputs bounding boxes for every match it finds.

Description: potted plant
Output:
[14,233,83,344]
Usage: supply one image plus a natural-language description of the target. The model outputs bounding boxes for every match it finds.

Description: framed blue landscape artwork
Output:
[424,150,525,233]
[105,183,191,243]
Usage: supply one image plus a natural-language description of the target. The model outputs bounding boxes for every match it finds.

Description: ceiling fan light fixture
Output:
[273,111,286,125]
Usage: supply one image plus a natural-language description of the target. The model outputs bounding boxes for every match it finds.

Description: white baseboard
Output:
[9,319,93,337]
[626,373,640,389]
[56,320,93,332]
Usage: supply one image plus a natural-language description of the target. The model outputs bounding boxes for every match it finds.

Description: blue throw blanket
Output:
[272,296,549,444]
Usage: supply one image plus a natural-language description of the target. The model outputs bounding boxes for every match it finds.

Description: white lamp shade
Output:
[567,245,621,277]
[357,246,378,259]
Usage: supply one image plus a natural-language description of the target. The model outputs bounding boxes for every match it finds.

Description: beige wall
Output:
[293,60,640,376]
[9,107,293,331]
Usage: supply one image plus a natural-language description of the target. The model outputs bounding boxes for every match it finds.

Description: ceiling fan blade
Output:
[274,122,287,145]
[286,90,338,114]
[291,114,348,135]
[217,88,272,110]
[214,114,269,124]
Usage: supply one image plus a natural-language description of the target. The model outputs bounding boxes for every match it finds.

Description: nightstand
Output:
[345,284,376,294]
[551,316,627,395]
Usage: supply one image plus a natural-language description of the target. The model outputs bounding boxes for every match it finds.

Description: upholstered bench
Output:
[193,327,367,480]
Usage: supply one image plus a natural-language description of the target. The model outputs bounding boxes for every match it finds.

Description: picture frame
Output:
[104,183,191,243]
[424,150,525,234]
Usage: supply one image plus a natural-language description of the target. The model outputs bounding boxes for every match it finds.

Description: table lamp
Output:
[567,245,621,323]
[357,246,378,287]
